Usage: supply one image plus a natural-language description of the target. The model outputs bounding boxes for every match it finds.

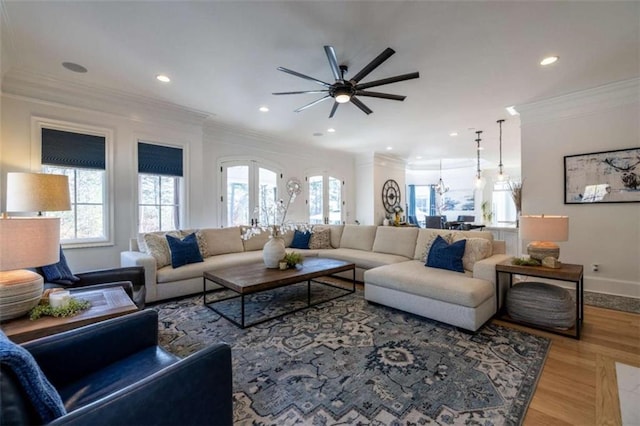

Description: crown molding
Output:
[1,69,213,127]
[517,78,639,126]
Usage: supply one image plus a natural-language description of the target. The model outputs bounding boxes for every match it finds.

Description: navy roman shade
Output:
[138,142,183,177]
[41,128,106,169]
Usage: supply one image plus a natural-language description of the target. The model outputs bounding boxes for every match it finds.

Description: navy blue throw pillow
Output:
[426,235,466,273]
[166,233,203,268]
[290,230,312,249]
[41,247,80,285]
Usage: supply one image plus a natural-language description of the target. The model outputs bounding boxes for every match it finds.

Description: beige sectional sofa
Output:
[121,224,511,331]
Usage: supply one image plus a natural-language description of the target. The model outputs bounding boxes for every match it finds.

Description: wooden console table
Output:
[1,286,138,343]
[495,260,584,339]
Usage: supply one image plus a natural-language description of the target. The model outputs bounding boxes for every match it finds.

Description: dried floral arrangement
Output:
[507,180,523,214]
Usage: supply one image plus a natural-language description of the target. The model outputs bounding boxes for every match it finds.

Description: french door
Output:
[221,160,280,227]
[308,174,343,225]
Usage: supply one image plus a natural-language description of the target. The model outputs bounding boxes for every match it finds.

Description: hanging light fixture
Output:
[435,159,449,196]
[474,130,485,189]
[497,119,508,181]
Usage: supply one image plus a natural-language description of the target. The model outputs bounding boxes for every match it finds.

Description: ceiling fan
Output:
[273,46,420,118]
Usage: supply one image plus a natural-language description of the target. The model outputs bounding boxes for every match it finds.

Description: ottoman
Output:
[506,281,576,329]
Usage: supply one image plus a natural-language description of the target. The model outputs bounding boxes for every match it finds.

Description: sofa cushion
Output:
[426,236,466,273]
[309,228,332,249]
[372,227,418,258]
[452,236,493,272]
[339,225,377,251]
[201,227,244,256]
[319,248,408,270]
[240,227,271,252]
[364,260,494,308]
[290,230,312,249]
[156,251,264,283]
[413,229,454,262]
[166,233,204,268]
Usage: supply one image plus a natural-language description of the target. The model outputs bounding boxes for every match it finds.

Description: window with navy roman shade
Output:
[138,143,183,177]
[42,128,105,169]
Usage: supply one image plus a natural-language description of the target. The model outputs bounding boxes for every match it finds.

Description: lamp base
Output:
[0,270,44,321]
[527,241,560,261]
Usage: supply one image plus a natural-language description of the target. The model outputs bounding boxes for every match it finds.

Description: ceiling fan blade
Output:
[355,91,406,101]
[329,102,339,118]
[350,97,373,115]
[350,47,395,83]
[355,72,420,90]
[277,67,332,87]
[324,46,342,81]
[294,95,332,112]
[273,90,329,95]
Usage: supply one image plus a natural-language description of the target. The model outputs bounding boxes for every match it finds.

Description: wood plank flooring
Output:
[493,305,640,425]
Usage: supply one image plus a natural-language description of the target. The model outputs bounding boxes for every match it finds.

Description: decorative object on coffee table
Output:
[506,282,576,329]
[519,214,569,265]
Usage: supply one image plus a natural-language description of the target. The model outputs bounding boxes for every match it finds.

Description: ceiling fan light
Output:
[335,93,351,103]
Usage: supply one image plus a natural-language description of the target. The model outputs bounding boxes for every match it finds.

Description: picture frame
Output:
[564,147,640,204]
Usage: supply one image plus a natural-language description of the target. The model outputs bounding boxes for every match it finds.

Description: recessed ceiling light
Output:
[416,156,422,160]
[62,62,87,73]
[386,146,393,151]
[449,132,458,137]
[327,128,335,133]
[156,74,171,83]
[259,106,269,112]
[540,56,559,66]
[506,106,519,116]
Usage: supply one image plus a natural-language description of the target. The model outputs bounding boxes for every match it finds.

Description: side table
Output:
[495,260,584,339]
[1,286,138,343]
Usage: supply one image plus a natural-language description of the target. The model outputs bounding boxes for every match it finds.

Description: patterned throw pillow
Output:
[452,237,493,272]
[309,228,331,249]
[166,233,204,268]
[143,231,183,268]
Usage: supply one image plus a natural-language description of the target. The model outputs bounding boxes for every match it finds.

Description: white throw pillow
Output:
[452,237,492,272]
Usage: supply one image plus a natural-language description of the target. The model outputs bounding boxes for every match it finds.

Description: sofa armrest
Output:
[24,311,158,389]
[120,251,157,302]
[473,254,513,308]
[49,343,233,426]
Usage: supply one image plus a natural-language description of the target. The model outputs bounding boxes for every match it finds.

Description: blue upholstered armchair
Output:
[0,310,233,425]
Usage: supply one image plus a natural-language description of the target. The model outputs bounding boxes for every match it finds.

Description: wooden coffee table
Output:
[203,257,355,328]
[1,286,138,343]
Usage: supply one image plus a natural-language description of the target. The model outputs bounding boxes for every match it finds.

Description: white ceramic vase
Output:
[263,236,286,268]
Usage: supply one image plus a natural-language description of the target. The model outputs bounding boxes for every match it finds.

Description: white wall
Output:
[519,78,640,298]
[1,92,357,272]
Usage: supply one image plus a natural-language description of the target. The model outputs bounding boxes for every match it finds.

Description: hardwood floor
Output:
[493,305,640,425]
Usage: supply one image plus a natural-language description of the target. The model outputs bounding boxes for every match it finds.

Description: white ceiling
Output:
[1,1,638,170]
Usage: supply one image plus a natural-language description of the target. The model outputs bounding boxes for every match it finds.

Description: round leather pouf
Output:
[506,281,576,330]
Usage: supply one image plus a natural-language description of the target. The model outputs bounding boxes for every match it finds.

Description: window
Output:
[492,181,518,225]
[308,174,343,225]
[407,185,435,226]
[221,160,280,227]
[137,142,183,233]
[39,125,111,246]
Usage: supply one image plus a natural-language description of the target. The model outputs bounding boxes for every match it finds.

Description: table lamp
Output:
[1,172,71,320]
[519,215,569,268]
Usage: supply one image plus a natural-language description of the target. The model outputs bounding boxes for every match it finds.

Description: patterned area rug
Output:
[153,282,550,425]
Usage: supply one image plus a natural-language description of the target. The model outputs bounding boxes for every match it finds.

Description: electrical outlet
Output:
[592,264,599,272]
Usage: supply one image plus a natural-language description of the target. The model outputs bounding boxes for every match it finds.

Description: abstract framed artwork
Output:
[564,147,640,204]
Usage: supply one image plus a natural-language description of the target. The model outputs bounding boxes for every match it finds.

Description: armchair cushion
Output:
[0,331,66,423]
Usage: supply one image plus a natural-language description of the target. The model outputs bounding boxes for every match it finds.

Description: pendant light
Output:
[435,159,449,196]
[497,119,508,181]
[474,130,485,189]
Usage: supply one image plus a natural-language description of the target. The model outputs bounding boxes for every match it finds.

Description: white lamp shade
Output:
[519,215,569,242]
[6,172,71,212]
[0,218,60,271]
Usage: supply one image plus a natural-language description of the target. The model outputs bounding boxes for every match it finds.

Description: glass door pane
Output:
[328,176,342,224]
[227,165,249,226]
[257,168,278,226]
[308,175,323,224]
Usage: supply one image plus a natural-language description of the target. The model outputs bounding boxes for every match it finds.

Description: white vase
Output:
[383,218,390,226]
[263,236,286,268]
